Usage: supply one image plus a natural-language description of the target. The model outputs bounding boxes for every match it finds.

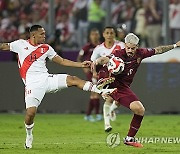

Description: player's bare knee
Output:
[26,111,35,119]
[130,101,145,115]
[137,105,145,115]
[26,109,36,118]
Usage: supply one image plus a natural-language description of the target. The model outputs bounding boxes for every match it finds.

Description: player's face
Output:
[125,43,138,57]
[34,28,46,44]
[103,28,115,41]
[90,31,100,42]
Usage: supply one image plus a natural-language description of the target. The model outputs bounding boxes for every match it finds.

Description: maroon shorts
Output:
[110,87,139,109]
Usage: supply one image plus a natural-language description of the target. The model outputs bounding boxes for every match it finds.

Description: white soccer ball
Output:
[107,56,125,75]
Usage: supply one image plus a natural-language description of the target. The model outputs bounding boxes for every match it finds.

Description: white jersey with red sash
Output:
[91,40,125,61]
[10,39,57,86]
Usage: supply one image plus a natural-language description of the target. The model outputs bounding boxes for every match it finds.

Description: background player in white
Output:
[91,26,125,132]
[0,25,115,149]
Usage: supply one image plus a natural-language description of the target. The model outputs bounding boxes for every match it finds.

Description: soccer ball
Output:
[107,56,125,75]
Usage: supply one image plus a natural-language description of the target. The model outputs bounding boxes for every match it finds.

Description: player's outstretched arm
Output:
[52,55,91,68]
[0,43,10,51]
[155,41,180,55]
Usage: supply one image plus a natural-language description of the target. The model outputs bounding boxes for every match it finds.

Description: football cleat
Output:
[105,124,112,132]
[24,135,33,149]
[124,137,143,148]
[110,110,116,121]
[96,77,115,90]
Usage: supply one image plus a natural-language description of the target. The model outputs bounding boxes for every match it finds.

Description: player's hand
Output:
[175,41,180,47]
[81,61,92,68]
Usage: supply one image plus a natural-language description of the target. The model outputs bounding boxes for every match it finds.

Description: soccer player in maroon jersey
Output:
[77,28,102,122]
[94,33,180,148]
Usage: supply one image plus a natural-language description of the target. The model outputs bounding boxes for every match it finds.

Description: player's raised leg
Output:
[66,75,116,94]
[124,101,145,148]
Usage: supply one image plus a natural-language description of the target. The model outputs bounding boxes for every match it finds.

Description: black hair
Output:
[103,26,115,32]
[87,28,99,42]
[90,28,99,33]
[29,25,43,32]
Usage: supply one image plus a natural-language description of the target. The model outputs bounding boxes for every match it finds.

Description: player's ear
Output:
[30,32,35,38]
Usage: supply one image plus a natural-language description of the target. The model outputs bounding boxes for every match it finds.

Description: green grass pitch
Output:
[0,114,180,154]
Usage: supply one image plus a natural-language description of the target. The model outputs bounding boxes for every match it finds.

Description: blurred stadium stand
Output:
[0,0,179,58]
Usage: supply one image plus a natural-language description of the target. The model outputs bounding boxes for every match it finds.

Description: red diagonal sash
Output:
[19,44,49,81]
[111,45,122,54]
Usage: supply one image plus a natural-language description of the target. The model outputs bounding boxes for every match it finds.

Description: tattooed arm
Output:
[155,41,180,55]
[0,43,10,51]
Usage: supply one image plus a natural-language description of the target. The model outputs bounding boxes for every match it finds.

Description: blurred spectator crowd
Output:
[0,0,179,57]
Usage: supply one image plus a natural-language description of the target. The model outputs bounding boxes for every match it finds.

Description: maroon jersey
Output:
[81,43,97,61]
[106,48,156,107]
[110,48,156,88]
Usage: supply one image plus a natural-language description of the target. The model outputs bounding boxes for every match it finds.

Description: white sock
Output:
[110,101,118,113]
[25,123,34,136]
[83,81,101,94]
[103,103,111,127]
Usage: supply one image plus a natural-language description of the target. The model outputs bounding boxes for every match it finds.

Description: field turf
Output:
[0,114,180,154]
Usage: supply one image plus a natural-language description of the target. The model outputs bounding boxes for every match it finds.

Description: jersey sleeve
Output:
[9,40,22,53]
[47,46,58,60]
[140,48,156,59]
[91,46,100,61]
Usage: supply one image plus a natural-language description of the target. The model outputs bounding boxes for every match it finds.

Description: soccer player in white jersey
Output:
[91,26,125,132]
[0,25,116,149]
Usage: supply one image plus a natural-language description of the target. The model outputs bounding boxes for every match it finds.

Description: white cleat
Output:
[110,111,116,121]
[24,135,33,149]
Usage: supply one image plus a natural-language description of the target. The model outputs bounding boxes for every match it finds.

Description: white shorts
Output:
[25,74,68,109]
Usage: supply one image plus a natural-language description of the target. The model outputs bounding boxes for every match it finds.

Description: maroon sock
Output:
[86,99,94,116]
[93,98,100,114]
[127,114,144,137]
